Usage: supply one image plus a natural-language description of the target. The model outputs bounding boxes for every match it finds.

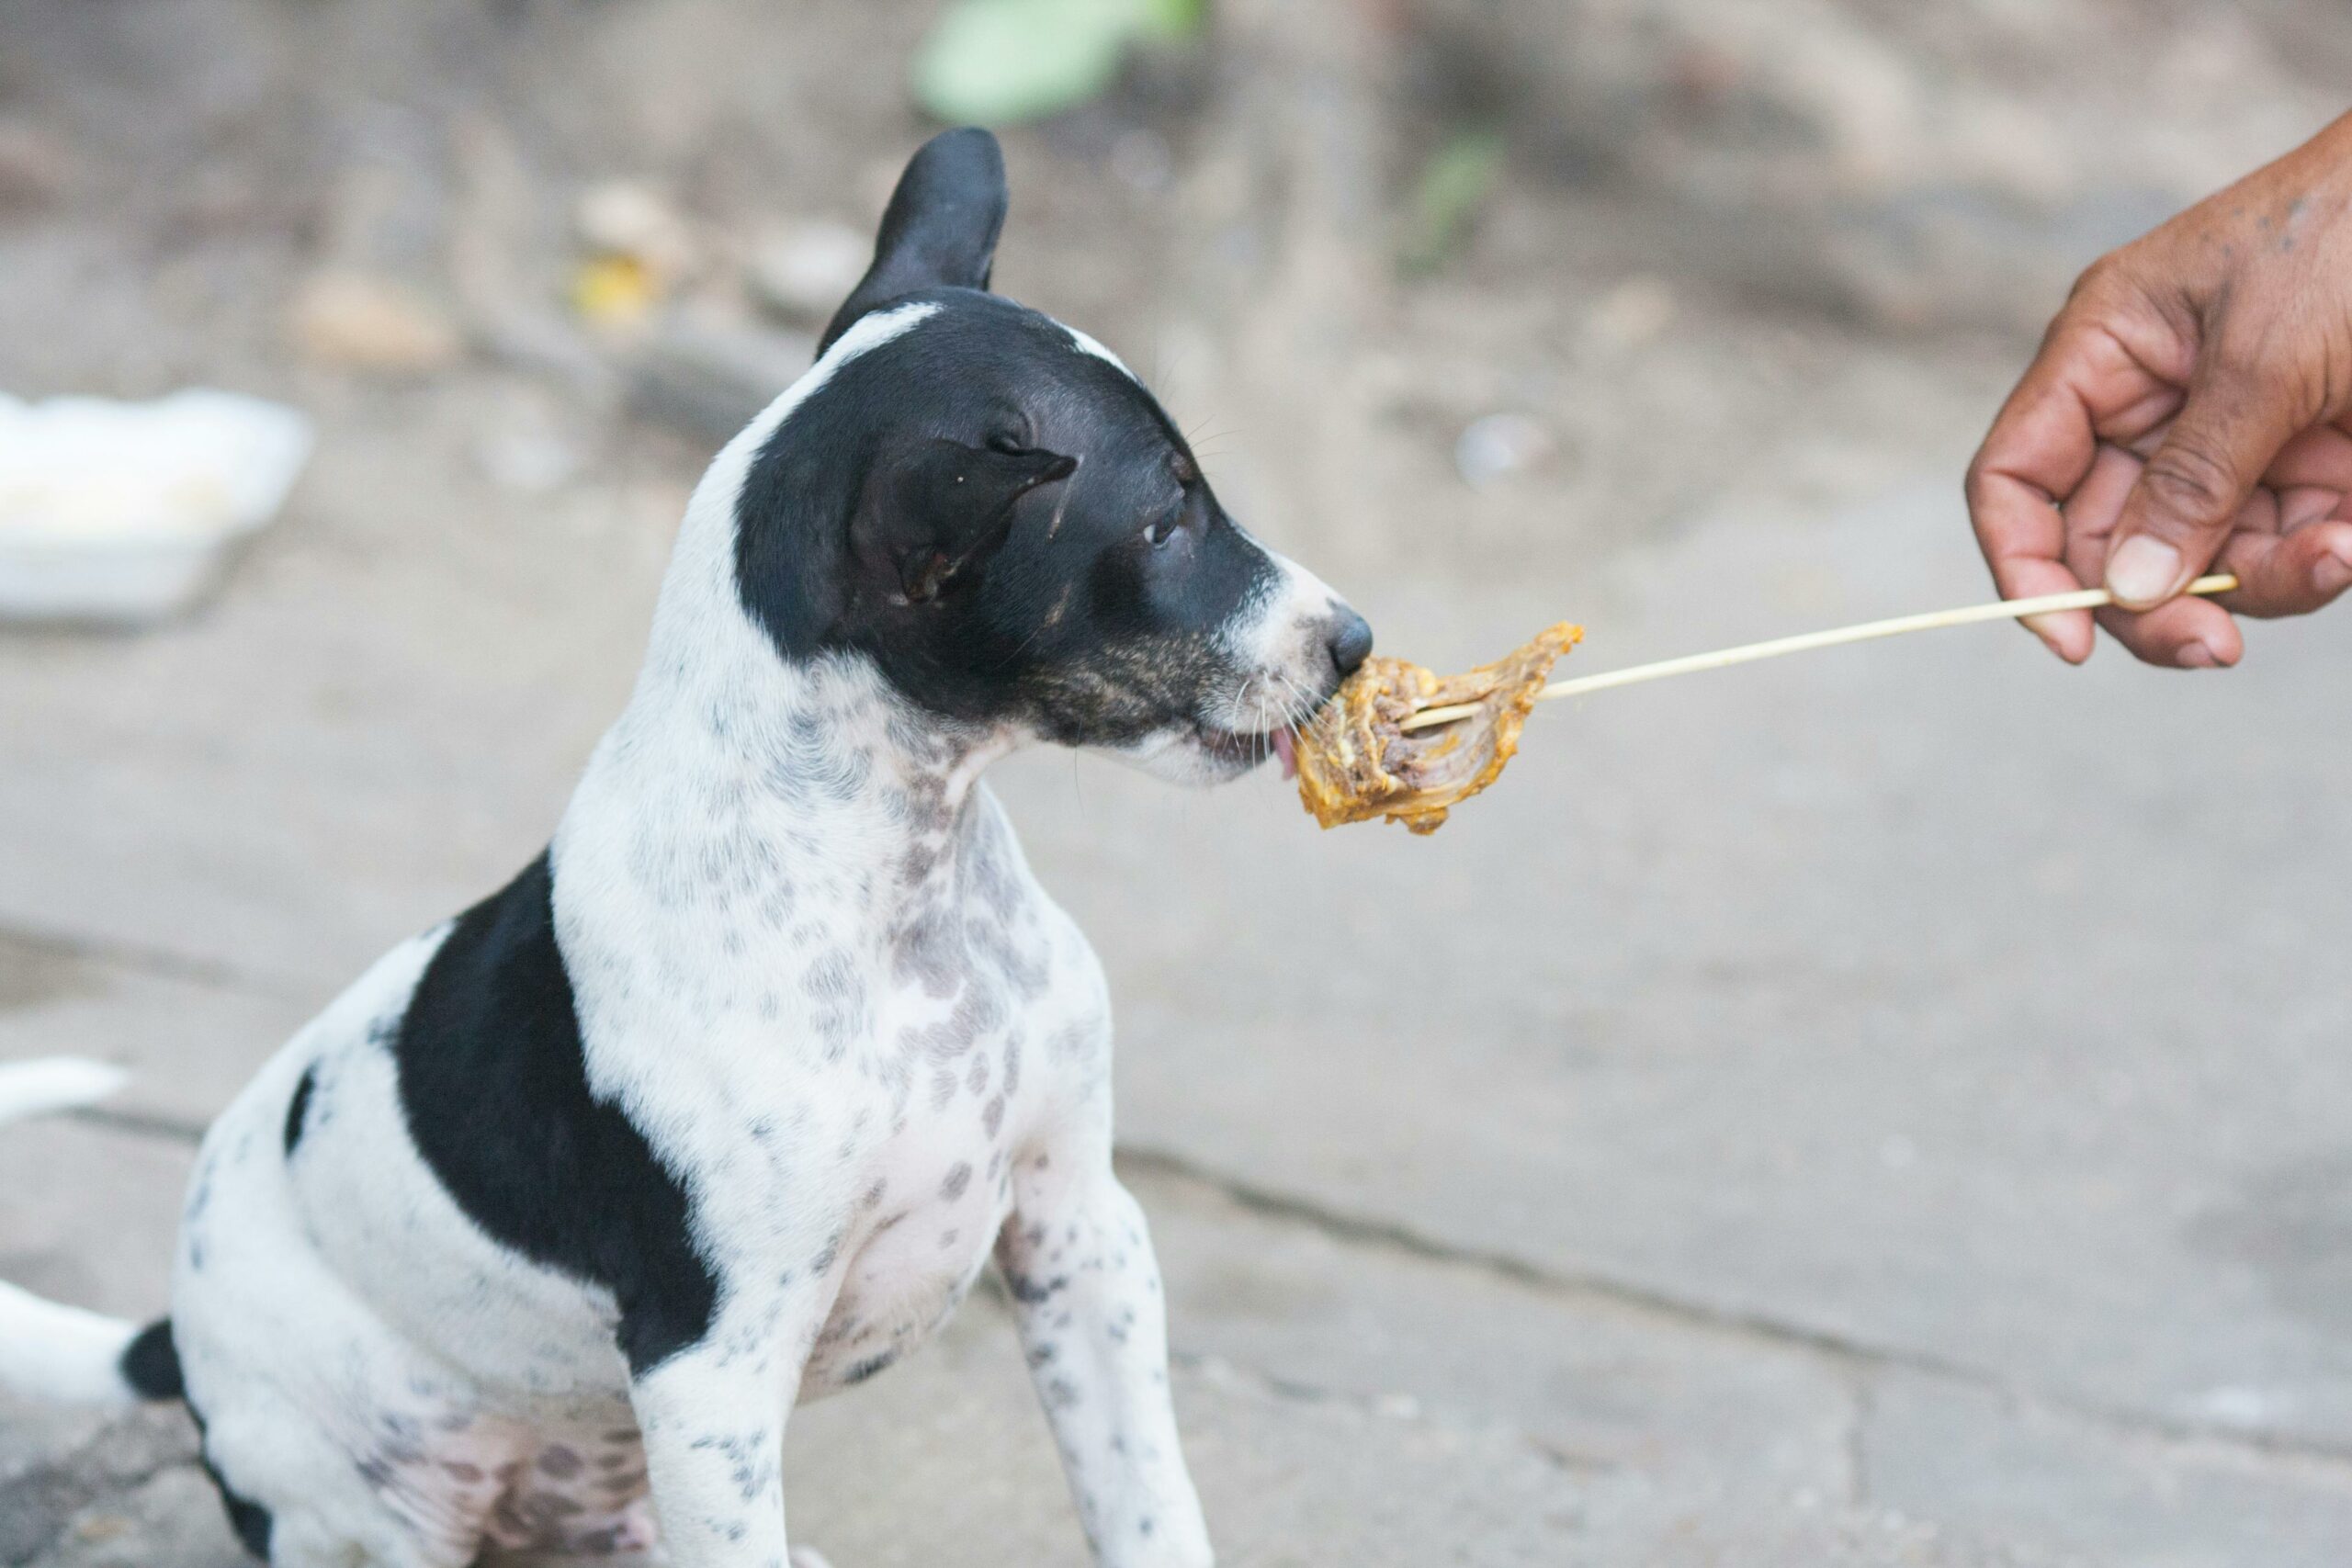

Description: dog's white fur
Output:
[1,302,1352,1567]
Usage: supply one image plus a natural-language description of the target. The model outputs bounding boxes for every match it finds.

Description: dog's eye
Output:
[1141,513,1179,547]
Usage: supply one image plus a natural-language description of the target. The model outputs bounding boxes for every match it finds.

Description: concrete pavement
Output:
[6,391,2352,1563]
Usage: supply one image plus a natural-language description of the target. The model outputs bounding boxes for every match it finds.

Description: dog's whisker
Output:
[991,616,1052,672]
[1271,670,1314,729]
[1044,461,1081,544]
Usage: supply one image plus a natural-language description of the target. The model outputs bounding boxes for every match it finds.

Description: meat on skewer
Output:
[1286,570,2247,836]
[1290,623,1581,834]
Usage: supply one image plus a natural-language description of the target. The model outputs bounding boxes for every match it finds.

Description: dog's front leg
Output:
[999,1154,1213,1568]
[630,1323,808,1568]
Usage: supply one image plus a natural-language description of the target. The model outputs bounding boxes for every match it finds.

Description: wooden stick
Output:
[1398,574,2240,731]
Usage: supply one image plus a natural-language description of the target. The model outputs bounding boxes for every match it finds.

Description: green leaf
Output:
[1136,0,1208,41]
[1398,130,1507,277]
[912,0,1143,127]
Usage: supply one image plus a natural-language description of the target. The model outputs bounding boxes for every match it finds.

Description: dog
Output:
[0,128,1372,1568]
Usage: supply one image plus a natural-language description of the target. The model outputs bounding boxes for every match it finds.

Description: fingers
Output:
[2001,555,2099,662]
[2263,420,2352,494]
[2101,519,2352,663]
[2074,442,2240,667]
[2274,483,2349,530]
[2087,502,2352,662]
[1967,472,2095,661]
[1973,109,2352,652]
[2103,364,2311,609]
[1965,307,2200,661]
[2215,517,2352,618]
[1966,337,2103,661]
[2018,437,2147,662]
[2094,593,2243,669]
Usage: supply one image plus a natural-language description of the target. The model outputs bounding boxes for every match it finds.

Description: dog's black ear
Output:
[819,128,1008,356]
[855,436,1076,605]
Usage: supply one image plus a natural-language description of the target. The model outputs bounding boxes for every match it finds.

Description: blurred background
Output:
[3,2,2351,1564]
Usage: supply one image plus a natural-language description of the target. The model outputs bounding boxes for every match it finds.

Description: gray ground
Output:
[5,1,2352,1563]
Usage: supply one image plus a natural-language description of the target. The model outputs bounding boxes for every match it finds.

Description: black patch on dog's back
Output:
[282,1066,315,1156]
[392,854,718,1374]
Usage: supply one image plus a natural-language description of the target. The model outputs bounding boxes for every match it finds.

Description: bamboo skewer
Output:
[1397,574,2241,732]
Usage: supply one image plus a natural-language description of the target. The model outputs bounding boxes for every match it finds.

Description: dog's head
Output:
[730,129,1371,784]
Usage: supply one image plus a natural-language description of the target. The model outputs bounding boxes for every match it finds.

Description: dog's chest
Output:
[794,832,1103,1393]
[565,777,1109,1392]
[798,1134,1003,1394]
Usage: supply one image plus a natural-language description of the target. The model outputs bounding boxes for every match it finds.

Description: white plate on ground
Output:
[0,389,314,626]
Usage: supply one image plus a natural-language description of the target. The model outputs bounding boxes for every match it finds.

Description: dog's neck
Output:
[573,384,1018,917]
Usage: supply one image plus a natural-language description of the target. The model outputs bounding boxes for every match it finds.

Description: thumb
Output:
[2104,372,2299,608]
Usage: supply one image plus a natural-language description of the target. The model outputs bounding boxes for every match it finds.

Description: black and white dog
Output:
[0,128,1371,1568]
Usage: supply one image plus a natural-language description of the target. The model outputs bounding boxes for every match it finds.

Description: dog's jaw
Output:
[1086,538,1351,787]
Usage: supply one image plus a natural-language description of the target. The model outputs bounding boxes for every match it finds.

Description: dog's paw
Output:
[788,1550,834,1568]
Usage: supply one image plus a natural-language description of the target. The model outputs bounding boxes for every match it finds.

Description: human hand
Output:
[1966,110,2352,667]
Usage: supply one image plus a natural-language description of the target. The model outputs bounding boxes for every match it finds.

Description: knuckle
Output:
[2138,442,2238,525]
[2068,255,2116,300]
[2062,254,2190,351]
[2066,252,2139,315]
[1962,458,2020,532]
[2039,301,2087,355]
[1962,452,1994,503]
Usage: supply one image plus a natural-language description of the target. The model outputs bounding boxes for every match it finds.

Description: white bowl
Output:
[0,389,314,626]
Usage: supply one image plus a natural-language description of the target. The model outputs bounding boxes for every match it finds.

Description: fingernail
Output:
[2316,547,2352,596]
[2177,641,2219,669]
[2106,536,2184,604]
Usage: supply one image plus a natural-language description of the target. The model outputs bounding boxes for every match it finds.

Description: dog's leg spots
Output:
[996,1157,1211,1567]
[487,1427,653,1548]
[628,1316,830,1568]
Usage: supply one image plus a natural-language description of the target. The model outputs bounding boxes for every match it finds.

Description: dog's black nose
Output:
[1326,608,1374,678]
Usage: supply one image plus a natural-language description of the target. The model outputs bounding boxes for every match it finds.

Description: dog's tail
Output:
[0,1057,182,1406]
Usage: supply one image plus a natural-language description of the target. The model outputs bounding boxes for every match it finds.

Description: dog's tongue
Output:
[1272,727,1298,780]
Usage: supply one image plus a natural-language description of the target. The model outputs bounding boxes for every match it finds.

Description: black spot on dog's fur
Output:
[118,1317,182,1401]
[187,1404,272,1562]
[282,1065,315,1156]
[393,853,718,1374]
[207,1458,274,1562]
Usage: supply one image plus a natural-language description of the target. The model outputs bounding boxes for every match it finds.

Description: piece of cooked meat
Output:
[1292,622,1582,834]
